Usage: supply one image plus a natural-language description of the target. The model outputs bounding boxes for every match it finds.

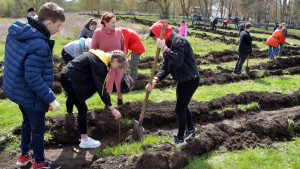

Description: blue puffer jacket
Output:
[3,18,56,112]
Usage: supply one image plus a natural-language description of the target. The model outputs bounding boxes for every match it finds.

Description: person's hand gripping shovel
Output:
[132,24,167,141]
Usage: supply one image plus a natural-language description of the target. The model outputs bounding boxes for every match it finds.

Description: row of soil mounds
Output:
[35,89,300,145]
[191,23,300,40]
[34,90,300,169]
[190,25,266,42]
[133,56,300,90]
[91,104,300,169]
[117,16,300,42]
[139,46,300,68]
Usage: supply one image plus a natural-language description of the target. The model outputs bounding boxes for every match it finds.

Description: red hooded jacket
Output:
[121,28,145,54]
[150,20,174,44]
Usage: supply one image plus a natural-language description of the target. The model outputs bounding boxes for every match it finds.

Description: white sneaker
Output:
[79,137,101,148]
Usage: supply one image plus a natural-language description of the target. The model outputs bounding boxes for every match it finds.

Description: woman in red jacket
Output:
[265,28,286,61]
[91,12,127,106]
[120,28,145,81]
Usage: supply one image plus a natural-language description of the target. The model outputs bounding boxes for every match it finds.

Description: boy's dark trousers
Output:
[234,53,247,74]
[212,24,217,31]
[19,105,46,164]
[61,49,73,65]
[60,73,88,134]
[175,77,199,139]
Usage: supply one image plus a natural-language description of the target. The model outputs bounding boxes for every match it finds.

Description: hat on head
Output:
[85,38,92,48]
[27,8,35,12]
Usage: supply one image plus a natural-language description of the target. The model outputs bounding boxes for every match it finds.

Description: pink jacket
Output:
[179,24,187,36]
[91,27,126,55]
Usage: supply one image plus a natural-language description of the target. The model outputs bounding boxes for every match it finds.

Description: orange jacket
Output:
[265,29,284,47]
[121,28,145,54]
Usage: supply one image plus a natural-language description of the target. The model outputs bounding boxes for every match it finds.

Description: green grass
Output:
[200,57,270,70]
[184,138,300,169]
[0,41,5,61]
[187,36,237,55]
[94,135,171,157]
[0,136,20,155]
[1,74,300,136]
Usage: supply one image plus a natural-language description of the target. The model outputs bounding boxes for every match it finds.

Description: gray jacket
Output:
[79,27,94,39]
[64,38,87,58]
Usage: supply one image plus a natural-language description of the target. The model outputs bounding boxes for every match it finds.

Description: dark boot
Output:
[118,99,124,106]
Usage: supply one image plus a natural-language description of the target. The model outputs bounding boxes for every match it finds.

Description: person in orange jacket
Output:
[265,28,286,61]
[277,23,287,58]
[120,28,146,81]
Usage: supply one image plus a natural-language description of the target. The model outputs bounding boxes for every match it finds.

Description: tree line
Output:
[1,0,299,26]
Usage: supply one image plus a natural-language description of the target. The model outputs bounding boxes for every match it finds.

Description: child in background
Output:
[177,20,188,38]
[61,38,92,65]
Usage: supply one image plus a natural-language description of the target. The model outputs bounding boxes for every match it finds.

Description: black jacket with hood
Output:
[64,49,112,106]
[156,33,199,83]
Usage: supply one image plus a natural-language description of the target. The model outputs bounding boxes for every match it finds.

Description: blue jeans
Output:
[268,46,278,59]
[234,53,247,74]
[235,22,239,29]
[19,105,46,164]
[278,43,284,56]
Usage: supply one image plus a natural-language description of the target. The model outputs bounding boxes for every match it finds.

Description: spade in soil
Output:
[133,24,167,141]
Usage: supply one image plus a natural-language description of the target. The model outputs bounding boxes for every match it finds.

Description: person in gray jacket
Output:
[79,18,97,39]
[61,38,92,64]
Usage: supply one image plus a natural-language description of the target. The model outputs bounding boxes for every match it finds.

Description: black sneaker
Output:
[184,129,195,141]
[31,159,62,169]
[117,99,124,106]
[174,136,186,146]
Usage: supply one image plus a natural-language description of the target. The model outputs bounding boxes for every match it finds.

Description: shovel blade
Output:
[245,66,250,74]
[133,120,144,142]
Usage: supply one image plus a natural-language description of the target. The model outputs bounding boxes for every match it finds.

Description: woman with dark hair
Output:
[79,18,97,38]
[60,50,124,148]
[91,12,127,106]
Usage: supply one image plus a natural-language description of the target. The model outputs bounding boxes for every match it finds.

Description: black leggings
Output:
[60,73,88,134]
[176,77,199,139]
[61,49,73,65]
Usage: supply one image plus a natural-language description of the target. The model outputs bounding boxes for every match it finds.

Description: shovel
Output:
[133,24,167,141]
[245,54,250,74]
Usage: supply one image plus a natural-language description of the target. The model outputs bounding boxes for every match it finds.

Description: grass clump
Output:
[184,138,300,169]
[94,135,171,157]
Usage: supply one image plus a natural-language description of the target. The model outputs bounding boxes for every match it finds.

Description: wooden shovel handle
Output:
[138,24,167,124]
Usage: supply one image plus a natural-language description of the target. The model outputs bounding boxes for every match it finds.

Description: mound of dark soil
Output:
[91,143,189,169]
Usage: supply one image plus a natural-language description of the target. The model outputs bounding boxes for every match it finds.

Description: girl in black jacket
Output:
[147,21,200,146]
[60,50,125,148]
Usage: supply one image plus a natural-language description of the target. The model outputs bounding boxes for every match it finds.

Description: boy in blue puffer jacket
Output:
[3,2,65,169]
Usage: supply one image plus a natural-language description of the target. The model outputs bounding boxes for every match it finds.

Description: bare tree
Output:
[197,0,209,17]
[178,0,194,19]
[144,0,172,18]
[220,0,224,18]
[281,0,287,22]
[265,0,271,30]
